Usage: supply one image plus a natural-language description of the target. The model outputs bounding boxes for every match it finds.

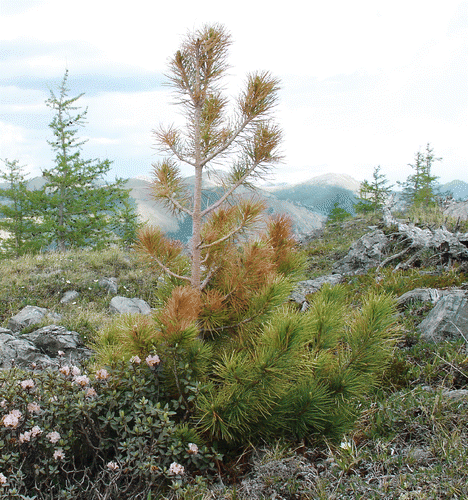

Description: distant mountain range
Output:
[1,173,467,243]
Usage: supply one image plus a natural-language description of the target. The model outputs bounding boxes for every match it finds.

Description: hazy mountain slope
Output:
[438,180,468,201]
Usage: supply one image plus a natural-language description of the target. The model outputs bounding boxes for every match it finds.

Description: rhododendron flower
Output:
[145,354,161,367]
[47,431,61,444]
[168,462,184,475]
[71,366,81,376]
[57,350,65,357]
[27,402,41,414]
[20,379,34,390]
[2,413,20,428]
[19,431,31,443]
[85,387,97,398]
[0,472,6,485]
[0,399,6,408]
[10,409,22,419]
[59,366,70,376]
[31,425,42,437]
[53,448,65,460]
[95,368,109,380]
[107,461,119,471]
[73,375,90,387]
[130,355,141,364]
[187,443,199,455]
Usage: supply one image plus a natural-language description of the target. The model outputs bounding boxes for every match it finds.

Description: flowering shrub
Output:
[0,357,220,499]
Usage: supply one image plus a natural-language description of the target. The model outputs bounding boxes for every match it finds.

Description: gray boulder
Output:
[60,290,80,304]
[291,274,344,308]
[109,296,151,315]
[0,325,92,369]
[8,305,50,332]
[418,291,468,343]
[333,229,388,275]
[99,277,119,295]
[397,288,442,309]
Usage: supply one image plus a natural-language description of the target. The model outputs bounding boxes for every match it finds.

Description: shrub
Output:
[0,357,220,499]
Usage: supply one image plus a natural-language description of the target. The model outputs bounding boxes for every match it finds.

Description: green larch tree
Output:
[399,144,440,209]
[41,70,134,251]
[355,165,393,214]
[0,159,43,257]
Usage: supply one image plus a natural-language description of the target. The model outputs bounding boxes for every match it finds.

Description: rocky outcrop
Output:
[291,274,344,310]
[0,325,92,369]
[8,306,61,333]
[333,230,388,275]
[418,291,468,343]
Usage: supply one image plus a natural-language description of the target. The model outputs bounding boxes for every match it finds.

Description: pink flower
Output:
[2,409,22,429]
[53,448,65,460]
[168,462,185,475]
[20,379,35,390]
[107,461,119,471]
[145,354,161,367]
[95,369,109,380]
[187,443,199,455]
[0,472,6,485]
[47,431,61,444]
[130,355,141,364]
[19,431,31,443]
[59,366,70,376]
[0,400,6,408]
[71,366,81,377]
[73,375,90,387]
[27,402,41,414]
[85,387,97,398]
[31,425,42,437]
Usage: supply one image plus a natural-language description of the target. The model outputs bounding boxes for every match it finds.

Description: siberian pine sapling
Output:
[141,24,283,291]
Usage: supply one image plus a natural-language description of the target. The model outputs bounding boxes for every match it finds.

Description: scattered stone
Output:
[99,277,119,295]
[109,296,151,315]
[396,288,442,309]
[418,291,468,343]
[442,389,468,401]
[60,290,80,304]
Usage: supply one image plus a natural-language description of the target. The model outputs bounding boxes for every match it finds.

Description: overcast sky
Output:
[1,0,467,186]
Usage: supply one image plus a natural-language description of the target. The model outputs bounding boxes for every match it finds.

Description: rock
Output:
[99,277,118,295]
[60,290,80,304]
[397,288,442,309]
[442,389,468,401]
[109,296,151,315]
[291,274,344,307]
[333,229,388,275]
[0,325,92,370]
[418,291,468,342]
[8,305,48,332]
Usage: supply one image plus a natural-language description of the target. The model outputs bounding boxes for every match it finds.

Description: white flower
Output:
[58,350,65,357]
[85,387,97,398]
[340,439,353,452]
[53,448,65,460]
[47,431,61,444]
[187,442,199,455]
[27,402,41,414]
[19,431,32,443]
[31,425,42,437]
[168,462,185,475]
[71,366,81,377]
[2,409,22,429]
[107,461,119,471]
[145,354,161,367]
[95,368,109,380]
[20,379,35,390]
[130,355,141,364]
[0,399,6,408]
[73,375,90,387]
[0,472,6,485]
[59,365,70,376]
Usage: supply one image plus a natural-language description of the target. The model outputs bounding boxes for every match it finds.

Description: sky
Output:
[1,0,468,186]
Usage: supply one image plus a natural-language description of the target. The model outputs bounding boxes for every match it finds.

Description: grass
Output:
[1,211,468,499]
